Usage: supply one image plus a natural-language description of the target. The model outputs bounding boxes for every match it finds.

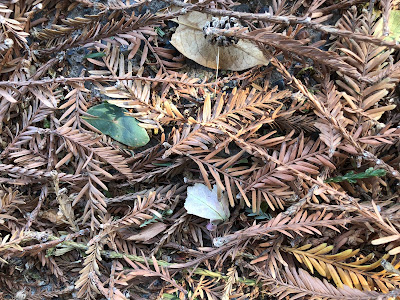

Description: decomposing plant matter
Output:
[1,0,400,299]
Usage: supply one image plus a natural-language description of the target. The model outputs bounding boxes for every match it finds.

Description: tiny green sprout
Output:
[325,167,386,183]
[153,162,173,167]
[307,88,316,94]
[297,66,315,77]
[237,158,249,164]
[43,119,50,128]
[103,190,112,198]
[155,27,165,37]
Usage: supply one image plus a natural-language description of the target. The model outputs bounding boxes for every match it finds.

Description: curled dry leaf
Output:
[185,183,230,224]
[171,11,269,71]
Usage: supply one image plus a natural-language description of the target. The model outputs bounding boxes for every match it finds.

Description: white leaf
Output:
[185,183,230,222]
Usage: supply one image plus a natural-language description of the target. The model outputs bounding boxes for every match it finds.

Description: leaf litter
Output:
[0,0,400,299]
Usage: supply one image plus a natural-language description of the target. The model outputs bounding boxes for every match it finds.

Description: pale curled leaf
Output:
[185,183,230,222]
[171,12,269,71]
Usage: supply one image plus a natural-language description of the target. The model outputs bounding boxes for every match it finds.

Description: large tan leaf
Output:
[171,11,269,71]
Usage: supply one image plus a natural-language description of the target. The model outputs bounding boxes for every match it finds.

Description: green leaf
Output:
[245,207,272,220]
[325,168,386,183]
[153,162,173,167]
[84,52,106,59]
[43,119,50,128]
[84,103,150,148]
[184,183,230,223]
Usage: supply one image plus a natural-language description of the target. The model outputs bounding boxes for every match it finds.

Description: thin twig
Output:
[0,74,248,88]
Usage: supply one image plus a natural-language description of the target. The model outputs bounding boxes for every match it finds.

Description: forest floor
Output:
[1,0,400,299]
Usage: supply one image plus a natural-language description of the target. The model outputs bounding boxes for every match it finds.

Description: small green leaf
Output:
[153,162,173,167]
[155,27,165,37]
[84,103,150,148]
[43,119,50,128]
[245,205,272,220]
[84,52,106,59]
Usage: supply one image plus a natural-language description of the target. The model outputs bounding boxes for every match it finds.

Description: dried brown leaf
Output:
[171,12,269,71]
